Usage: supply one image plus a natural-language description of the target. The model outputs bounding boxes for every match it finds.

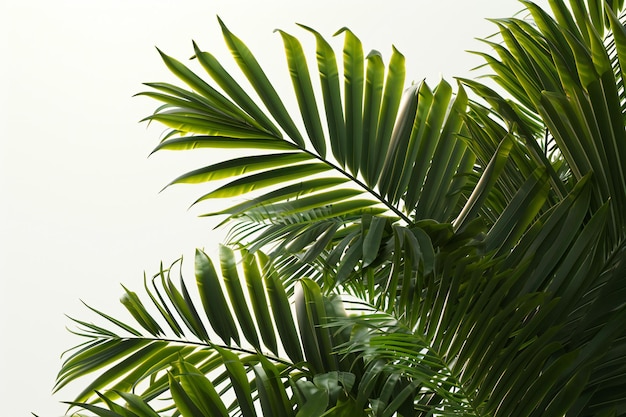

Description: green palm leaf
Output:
[140,18,485,288]
[330,179,626,417]
[57,249,440,417]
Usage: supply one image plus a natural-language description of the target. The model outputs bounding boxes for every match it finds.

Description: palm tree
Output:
[55,1,626,416]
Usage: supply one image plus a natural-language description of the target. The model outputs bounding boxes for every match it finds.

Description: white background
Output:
[1,1,547,415]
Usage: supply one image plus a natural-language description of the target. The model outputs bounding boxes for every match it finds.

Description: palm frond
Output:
[327,178,626,417]
[56,248,445,417]
[141,19,485,288]
[472,0,626,249]
[56,248,309,413]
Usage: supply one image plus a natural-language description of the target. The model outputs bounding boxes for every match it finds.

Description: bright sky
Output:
[1,1,548,415]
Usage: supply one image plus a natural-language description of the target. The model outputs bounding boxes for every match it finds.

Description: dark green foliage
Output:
[57,2,626,416]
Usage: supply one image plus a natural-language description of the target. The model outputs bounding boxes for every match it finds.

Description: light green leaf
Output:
[172,361,230,417]
[193,42,282,136]
[219,18,305,147]
[337,27,365,174]
[361,51,385,184]
[193,163,331,201]
[370,46,405,184]
[215,346,257,417]
[195,249,239,345]
[219,244,260,349]
[152,136,297,152]
[154,49,258,126]
[259,253,304,364]
[298,24,347,166]
[242,251,278,355]
[277,30,327,156]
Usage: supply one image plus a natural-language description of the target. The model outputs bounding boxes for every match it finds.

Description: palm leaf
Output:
[140,19,488,289]
[57,249,442,416]
[329,178,626,417]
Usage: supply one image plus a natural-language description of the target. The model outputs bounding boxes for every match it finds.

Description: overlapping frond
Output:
[456,1,626,414]
[55,248,469,417]
[329,177,626,417]
[56,1,626,416]
[470,0,626,249]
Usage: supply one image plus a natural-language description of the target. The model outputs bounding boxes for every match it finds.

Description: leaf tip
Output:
[366,49,382,60]
[333,26,351,37]
[296,22,317,35]
[216,15,230,33]
[155,46,167,59]
[391,44,405,58]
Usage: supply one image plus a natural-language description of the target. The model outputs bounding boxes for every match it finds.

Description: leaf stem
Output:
[277,138,413,225]
[99,334,309,372]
